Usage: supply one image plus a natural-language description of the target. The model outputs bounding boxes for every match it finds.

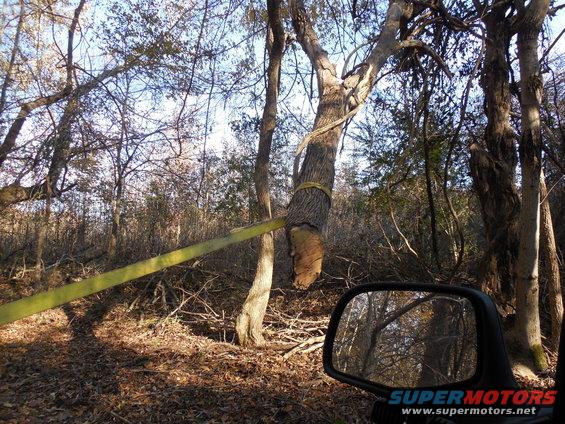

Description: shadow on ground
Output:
[0,297,372,423]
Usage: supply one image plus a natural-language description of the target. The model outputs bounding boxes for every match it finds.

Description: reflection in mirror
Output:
[332,290,477,388]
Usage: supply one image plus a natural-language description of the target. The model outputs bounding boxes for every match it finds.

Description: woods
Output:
[0,0,564,421]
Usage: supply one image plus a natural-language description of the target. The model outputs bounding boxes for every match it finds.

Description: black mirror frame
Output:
[323,282,518,397]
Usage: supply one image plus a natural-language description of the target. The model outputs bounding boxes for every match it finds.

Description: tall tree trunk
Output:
[540,169,563,350]
[235,0,285,347]
[469,3,520,307]
[515,0,550,372]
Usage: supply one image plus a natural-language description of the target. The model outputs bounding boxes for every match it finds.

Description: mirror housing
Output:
[323,282,517,396]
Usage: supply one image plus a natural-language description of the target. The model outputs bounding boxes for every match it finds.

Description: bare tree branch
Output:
[397,39,454,78]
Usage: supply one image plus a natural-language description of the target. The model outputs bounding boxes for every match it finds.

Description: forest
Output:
[0,0,564,422]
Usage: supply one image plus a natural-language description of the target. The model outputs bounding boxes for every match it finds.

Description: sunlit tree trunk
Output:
[235,0,285,347]
[515,0,550,371]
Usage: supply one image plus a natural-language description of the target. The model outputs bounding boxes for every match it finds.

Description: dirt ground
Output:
[0,281,375,424]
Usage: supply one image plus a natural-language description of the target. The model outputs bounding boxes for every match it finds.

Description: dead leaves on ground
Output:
[0,296,372,423]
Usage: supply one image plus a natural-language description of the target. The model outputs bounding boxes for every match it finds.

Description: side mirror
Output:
[323,282,517,395]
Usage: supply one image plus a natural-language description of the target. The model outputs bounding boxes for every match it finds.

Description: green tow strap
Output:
[0,217,286,326]
[294,181,332,201]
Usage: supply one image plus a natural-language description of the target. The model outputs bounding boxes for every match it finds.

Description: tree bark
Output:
[46,96,78,187]
[469,2,520,306]
[540,169,563,350]
[288,82,344,289]
[235,0,285,347]
[515,0,550,372]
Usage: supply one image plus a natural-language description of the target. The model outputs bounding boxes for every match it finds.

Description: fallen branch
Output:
[283,335,325,359]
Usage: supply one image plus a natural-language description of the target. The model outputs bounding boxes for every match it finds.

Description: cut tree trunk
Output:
[235,0,285,347]
[514,0,550,372]
[287,82,344,289]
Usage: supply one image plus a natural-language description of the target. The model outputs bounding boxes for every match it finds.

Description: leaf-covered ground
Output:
[0,283,374,423]
[1,272,556,423]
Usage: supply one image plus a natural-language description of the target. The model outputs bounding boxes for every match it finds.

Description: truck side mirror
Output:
[323,282,517,396]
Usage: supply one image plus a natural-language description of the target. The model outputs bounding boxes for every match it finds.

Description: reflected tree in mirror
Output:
[332,290,477,387]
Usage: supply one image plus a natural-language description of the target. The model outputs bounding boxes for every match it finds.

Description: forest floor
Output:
[0,275,375,424]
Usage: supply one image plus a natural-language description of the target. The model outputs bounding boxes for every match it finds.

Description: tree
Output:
[0,0,24,119]
[286,0,452,289]
[540,53,565,351]
[235,0,286,347]
[0,0,87,170]
[514,0,550,371]
[0,0,195,209]
[468,0,520,307]
[540,170,563,350]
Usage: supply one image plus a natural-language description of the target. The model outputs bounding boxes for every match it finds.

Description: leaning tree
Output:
[285,0,455,289]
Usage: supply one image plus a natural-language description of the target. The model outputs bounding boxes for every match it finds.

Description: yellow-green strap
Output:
[294,181,332,201]
[0,217,286,326]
